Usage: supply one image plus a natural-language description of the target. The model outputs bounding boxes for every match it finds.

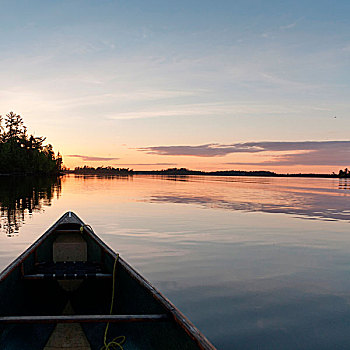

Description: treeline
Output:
[73,166,133,175]
[135,168,277,176]
[339,168,350,178]
[135,168,343,178]
[0,112,62,174]
[136,168,203,175]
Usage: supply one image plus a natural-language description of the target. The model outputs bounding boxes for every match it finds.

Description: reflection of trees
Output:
[74,174,132,181]
[339,178,350,190]
[0,176,61,236]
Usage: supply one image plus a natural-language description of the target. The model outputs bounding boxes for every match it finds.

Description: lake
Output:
[1,174,350,349]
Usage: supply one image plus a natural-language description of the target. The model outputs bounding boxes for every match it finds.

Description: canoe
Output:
[0,212,216,350]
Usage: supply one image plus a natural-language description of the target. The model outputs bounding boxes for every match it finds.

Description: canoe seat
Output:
[23,261,112,280]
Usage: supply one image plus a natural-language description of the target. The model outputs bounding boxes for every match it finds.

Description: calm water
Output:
[1,175,350,349]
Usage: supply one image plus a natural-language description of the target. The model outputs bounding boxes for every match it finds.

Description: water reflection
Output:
[74,174,133,181]
[146,176,350,222]
[0,175,349,349]
[339,179,350,190]
[158,175,190,182]
[0,176,61,236]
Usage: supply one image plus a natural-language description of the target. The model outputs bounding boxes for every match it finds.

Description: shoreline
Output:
[63,171,348,179]
[1,171,349,179]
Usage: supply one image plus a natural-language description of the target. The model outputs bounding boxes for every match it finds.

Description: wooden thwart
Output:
[0,314,169,324]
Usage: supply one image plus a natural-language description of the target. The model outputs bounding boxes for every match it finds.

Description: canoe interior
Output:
[0,216,208,350]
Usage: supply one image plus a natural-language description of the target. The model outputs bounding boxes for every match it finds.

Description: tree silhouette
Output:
[338,168,350,178]
[0,112,62,174]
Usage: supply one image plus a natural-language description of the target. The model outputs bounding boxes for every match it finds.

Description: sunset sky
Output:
[1,0,349,173]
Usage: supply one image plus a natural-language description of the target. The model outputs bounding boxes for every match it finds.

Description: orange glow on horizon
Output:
[62,156,341,175]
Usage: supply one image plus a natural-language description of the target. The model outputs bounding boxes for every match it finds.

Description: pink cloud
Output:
[67,154,119,161]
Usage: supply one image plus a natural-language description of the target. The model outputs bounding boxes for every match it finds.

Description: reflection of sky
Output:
[146,176,350,222]
[1,175,350,349]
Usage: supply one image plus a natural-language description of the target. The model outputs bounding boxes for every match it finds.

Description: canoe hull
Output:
[0,212,216,350]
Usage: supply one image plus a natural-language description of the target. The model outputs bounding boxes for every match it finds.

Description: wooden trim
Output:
[0,314,168,324]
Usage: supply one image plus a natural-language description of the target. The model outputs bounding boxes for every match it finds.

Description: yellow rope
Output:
[79,226,125,349]
[100,254,126,350]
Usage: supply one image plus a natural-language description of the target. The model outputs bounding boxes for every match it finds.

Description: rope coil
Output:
[100,254,125,350]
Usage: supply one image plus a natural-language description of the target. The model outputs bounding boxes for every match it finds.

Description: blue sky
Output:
[1,0,349,171]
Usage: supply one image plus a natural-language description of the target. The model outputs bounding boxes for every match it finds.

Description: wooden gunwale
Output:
[0,314,168,324]
[118,258,215,350]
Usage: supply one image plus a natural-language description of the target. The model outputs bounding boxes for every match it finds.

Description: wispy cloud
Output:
[59,89,198,108]
[67,154,119,161]
[138,143,261,157]
[31,89,199,112]
[107,102,305,120]
[107,102,236,120]
[261,18,301,41]
[280,21,298,30]
[138,141,350,166]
